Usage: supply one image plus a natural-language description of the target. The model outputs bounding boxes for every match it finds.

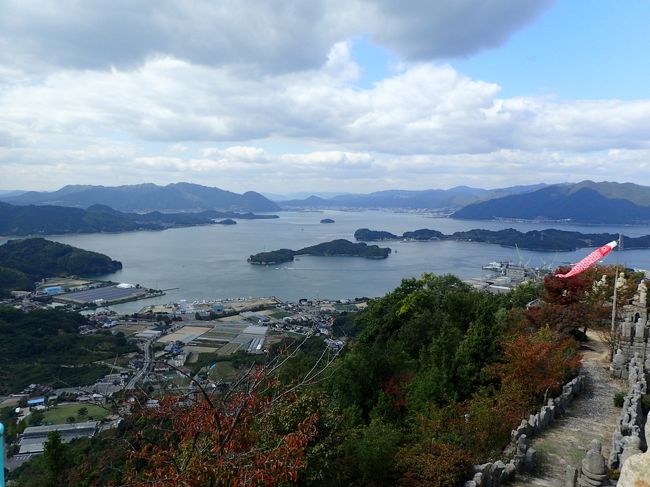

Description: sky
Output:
[2,0,650,194]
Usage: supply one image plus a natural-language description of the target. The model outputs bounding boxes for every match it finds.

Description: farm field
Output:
[42,403,109,424]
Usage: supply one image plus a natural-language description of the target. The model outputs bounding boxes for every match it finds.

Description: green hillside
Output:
[0,238,122,281]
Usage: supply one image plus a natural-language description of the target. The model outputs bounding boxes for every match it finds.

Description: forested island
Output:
[0,201,277,236]
[248,239,391,264]
[0,238,121,296]
[355,227,650,252]
[320,218,335,224]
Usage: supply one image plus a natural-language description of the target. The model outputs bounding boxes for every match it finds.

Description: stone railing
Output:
[463,374,585,487]
[561,355,648,487]
[608,353,648,471]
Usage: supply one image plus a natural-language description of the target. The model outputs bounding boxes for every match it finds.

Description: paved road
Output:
[126,339,152,390]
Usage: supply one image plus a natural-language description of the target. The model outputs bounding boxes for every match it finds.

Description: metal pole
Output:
[0,422,5,487]
[610,233,622,334]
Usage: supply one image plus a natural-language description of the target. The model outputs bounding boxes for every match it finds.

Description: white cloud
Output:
[3,52,650,158]
[2,0,650,192]
[0,0,552,73]
[201,146,268,163]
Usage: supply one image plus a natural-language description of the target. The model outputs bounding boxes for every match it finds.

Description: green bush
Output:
[613,392,625,408]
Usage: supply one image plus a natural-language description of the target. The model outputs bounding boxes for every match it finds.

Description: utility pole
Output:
[610,233,622,334]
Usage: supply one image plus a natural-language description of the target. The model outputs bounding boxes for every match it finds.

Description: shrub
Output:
[613,392,625,408]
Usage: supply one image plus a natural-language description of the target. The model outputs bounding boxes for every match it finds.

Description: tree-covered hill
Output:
[297,239,391,259]
[0,307,137,394]
[0,238,122,281]
[0,201,278,236]
[0,266,32,295]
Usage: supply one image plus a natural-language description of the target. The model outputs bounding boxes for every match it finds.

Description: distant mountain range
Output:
[263,191,351,201]
[0,183,279,212]
[0,202,277,236]
[278,184,549,210]
[0,190,26,198]
[5,180,650,225]
[451,181,650,224]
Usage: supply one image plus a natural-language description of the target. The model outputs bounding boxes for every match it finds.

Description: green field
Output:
[334,304,359,312]
[216,343,241,356]
[208,361,238,382]
[42,403,109,424]
[269,310,292,319]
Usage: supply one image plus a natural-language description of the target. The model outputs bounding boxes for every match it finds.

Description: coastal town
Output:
[0,287,364,471]
[0,255,548,472]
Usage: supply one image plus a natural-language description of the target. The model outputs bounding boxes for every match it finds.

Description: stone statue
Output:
[618,415,650,486]
[634,319,646,342]
[638,281,647,307]
[578,439,607,487]
[616,272,626,290]
[612,349,627,378]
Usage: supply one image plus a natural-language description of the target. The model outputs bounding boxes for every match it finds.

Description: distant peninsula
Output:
[0,238,122,297]
[354,227,650,252]
[248,239,391,264]
[0,201,277,236]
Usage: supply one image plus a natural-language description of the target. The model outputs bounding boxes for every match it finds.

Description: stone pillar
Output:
[564,465,577,487]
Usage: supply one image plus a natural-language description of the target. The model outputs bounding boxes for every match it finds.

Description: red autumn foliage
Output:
[493,325,581,409]
[543,266,598,305]
[123,368,320,487]
[382,372,412,410]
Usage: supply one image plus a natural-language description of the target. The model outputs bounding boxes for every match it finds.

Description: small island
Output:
[216,218,237,225]
[248,239,391,264]
[320,218,335,224]
[354,228,399,241]
[247,249,296,265]
[354,227,650,252]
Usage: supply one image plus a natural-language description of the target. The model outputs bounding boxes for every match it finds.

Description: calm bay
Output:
[4,210,650,313]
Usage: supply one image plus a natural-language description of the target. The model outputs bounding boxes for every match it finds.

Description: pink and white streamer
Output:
[556,240,618,279]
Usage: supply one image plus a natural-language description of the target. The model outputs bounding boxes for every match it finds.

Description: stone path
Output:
[510,335,626,487]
